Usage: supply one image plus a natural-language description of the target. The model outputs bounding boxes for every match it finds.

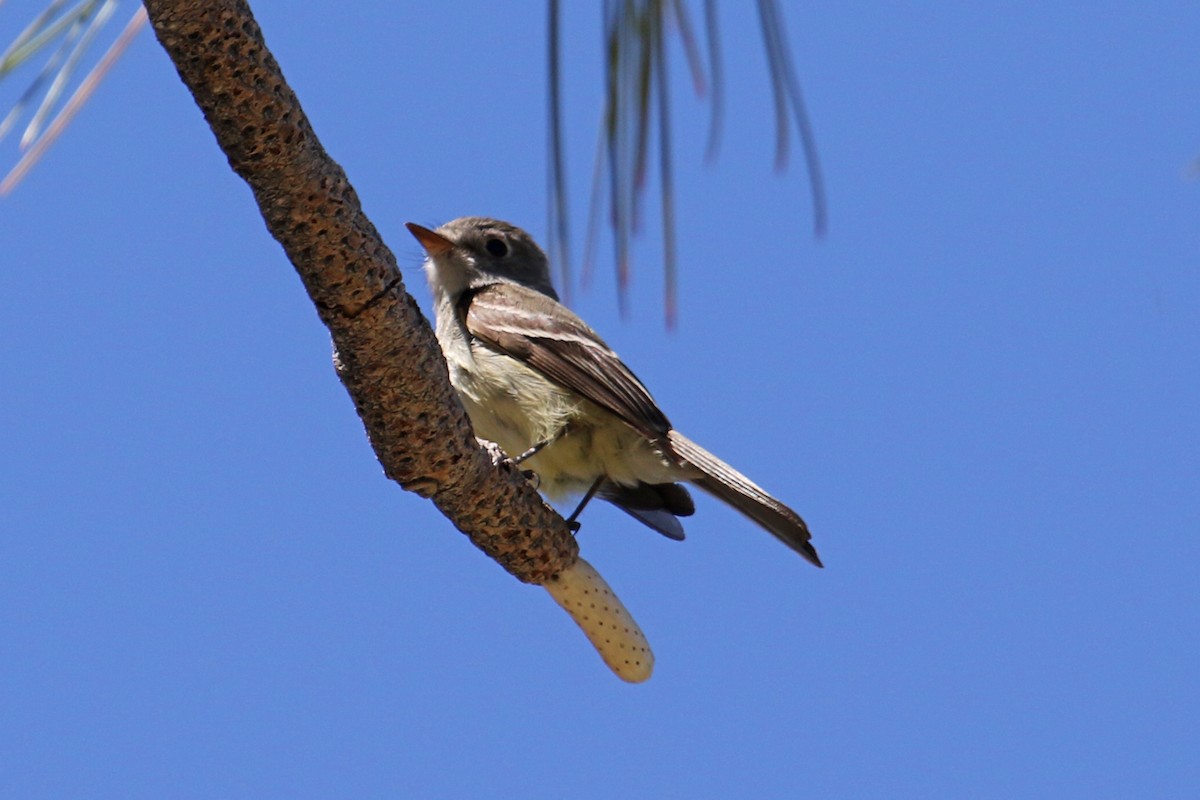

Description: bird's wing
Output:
[462,282,670,439]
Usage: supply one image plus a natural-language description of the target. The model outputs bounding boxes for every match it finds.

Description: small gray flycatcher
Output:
[408,216,822,568]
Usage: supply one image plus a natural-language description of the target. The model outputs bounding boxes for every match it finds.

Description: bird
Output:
[407,216,822,568]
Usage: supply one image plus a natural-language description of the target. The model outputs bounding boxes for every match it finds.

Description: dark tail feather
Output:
[668,431,823,568]
[598,481,693,541]
[605,503,687,541]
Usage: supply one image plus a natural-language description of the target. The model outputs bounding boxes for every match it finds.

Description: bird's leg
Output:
[512,439,550,465]
[565,476,606,533]
[476,436,541,489]
[510,424,574,489]
[512,422,572,465]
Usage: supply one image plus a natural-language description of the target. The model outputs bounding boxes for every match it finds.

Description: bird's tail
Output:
[668,431,823,568]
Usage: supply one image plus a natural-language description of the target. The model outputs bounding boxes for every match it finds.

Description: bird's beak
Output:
[406,222,455,256]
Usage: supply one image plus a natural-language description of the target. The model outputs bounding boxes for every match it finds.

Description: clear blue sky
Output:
[2,2,1197,798]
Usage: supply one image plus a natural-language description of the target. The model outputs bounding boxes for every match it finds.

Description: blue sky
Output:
[2,2,1197,797]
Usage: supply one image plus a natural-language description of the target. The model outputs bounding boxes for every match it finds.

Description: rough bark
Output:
[141,0,578,583]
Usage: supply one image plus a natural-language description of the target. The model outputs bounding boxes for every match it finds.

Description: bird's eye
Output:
[485,238,509,258]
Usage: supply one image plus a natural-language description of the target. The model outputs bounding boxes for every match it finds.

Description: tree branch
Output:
[141,0,577,584]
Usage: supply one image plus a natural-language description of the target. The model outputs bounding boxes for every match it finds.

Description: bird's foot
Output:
[477,437,542,490]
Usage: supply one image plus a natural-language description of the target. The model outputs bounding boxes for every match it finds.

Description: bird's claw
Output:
[477,437,543,489]
[476,437,510,467]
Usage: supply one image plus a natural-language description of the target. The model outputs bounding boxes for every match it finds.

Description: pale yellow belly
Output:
[453,349,681,499]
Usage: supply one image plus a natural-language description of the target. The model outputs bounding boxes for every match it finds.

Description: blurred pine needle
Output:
[0,0,145,195]
[549,0,827,326]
